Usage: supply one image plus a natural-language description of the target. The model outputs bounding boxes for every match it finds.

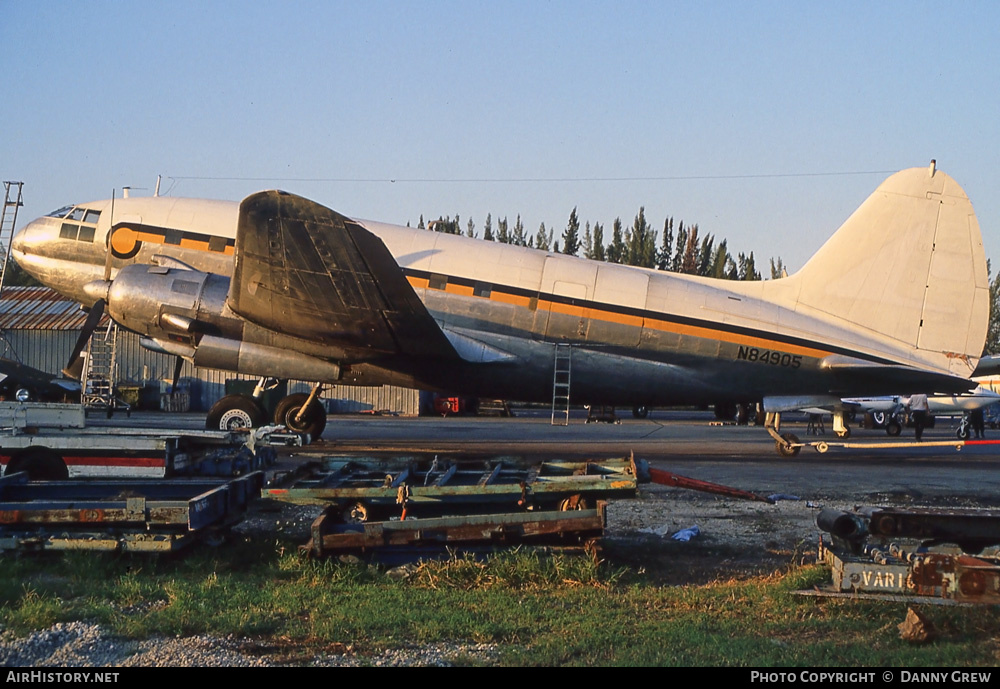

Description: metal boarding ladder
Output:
[81,322,128,417]
[0,181,24,298]
[550,343,572,426]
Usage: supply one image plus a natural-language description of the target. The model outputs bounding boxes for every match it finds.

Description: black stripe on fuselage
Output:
[402,267,901,366]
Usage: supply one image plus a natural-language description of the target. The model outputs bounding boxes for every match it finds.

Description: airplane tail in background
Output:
[781,162,989,377]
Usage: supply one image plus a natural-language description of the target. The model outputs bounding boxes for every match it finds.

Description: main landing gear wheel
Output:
[274,393,328,438]
[776,432,801,458]
[632,405,649,419]
[206,394,265,431]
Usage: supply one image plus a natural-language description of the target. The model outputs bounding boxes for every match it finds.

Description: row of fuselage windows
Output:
[47,205,101,243]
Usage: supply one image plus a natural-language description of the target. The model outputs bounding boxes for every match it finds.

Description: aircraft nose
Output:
[10,222,27,258]
[8,217,53,278]
[9,217,46,260]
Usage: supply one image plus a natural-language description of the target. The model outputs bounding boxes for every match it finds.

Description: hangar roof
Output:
[0,286,98,330]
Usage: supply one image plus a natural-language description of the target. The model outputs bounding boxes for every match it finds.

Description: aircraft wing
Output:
[228,191,458,360]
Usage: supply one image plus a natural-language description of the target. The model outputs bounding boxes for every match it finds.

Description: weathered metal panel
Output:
[821,541,1000,602]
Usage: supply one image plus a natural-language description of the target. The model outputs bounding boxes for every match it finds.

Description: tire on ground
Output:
[274,393,328,438]
[205,394,265,430]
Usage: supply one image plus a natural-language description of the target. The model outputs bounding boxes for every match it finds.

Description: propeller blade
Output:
[171,355,184,394]
[62,299,105,380]
[103,193,116,282]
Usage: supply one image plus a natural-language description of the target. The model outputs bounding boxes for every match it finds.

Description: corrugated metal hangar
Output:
[0,286,420,415]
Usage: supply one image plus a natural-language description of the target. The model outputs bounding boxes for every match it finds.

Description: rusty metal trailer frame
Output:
[304,501,607,557]
[818,539,1000,604]
[0,471,264,552]
[263,455,638,520]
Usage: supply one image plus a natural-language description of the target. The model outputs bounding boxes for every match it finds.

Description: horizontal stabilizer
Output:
[818,356,976,396]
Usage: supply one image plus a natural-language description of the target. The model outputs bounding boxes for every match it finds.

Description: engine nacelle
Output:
[94,264,342,382]
[98,263,230,337]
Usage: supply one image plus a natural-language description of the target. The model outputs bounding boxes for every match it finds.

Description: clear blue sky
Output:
[4,1,998,271]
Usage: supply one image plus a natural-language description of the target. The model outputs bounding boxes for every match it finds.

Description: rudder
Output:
[786,163,988,376]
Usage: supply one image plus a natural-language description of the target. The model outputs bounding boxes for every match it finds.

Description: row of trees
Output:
[988,263,1000,355]
[420,207,1000,353]
[417,207,779,281]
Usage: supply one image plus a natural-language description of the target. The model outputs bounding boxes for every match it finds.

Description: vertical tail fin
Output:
[786,164,989,376]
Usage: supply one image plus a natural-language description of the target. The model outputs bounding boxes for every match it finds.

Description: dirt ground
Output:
[240,482,882,583]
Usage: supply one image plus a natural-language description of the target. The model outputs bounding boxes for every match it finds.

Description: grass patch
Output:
[1,539,998,666]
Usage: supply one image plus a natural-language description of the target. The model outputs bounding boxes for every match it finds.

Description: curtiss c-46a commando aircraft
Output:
[10,162,989,454]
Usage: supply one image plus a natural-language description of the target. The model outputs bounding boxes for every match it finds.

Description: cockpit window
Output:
[57,206,101,243]
[46,205,74,219]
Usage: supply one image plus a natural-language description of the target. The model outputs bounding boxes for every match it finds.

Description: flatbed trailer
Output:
[0,470,264,552]
[304,501,607,557]
[263,455,639,521]
[0,402,284,480]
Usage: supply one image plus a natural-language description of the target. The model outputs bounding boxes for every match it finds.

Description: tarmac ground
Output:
[89,406,1000,501]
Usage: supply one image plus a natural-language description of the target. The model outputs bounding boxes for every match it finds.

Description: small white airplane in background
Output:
[822,361,1000,437]
[839,380,1000,438]
[9,161,991,455]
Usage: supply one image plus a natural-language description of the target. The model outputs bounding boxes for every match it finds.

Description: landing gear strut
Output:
[274,385,327,439]
[764,412,801,457]
[832,410,851,439]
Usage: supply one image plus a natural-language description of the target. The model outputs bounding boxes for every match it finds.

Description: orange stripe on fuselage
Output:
[117,226,233,255]
[408,273,833,359]
[445,283,475,297]
[640,317,830,358]
[136,230,166,243]
[179,237,210,251]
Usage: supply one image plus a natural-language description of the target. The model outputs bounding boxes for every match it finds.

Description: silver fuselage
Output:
[10,168,987,406]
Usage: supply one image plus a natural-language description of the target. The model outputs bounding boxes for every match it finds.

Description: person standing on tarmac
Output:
[908,393,930,441]
[970,406,986,439]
